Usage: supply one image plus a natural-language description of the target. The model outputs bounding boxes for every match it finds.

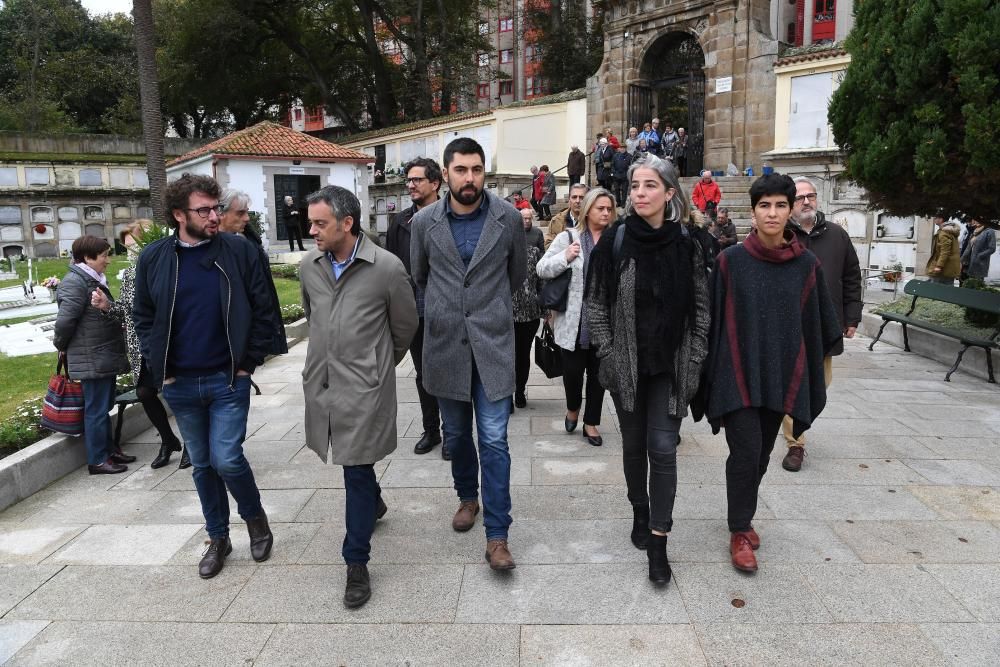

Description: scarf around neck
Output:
[743,228,805,263]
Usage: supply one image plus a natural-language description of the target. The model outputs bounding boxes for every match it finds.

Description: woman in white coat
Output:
[536,188,617,446]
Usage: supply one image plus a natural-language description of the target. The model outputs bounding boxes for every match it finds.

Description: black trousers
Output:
[540,203,552,220]
[675,156,687,177]
[530,197,543,218]
[409,318,440,433]
[561,344,604,426]
[136,369,180,447]
[613,373,681,533]
[724,408,797,532]
[569,174,581,185]
[285,222,305,251]
[613,179,628,207]
[514,319,539,395]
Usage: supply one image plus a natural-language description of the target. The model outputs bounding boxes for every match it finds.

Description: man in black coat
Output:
[282,195,305,252]
[386,157,446,459]
[781,176,862,472]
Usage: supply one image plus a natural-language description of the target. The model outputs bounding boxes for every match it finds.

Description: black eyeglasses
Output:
[405,177,428,185]
[794,193,818,203]
[186,205,224,219]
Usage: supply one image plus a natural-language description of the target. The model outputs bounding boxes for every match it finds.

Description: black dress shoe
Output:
[376,496,388,520]
[111,449,137,464]
[246,510,273,562]
[344,563,371,608]
[413,431,442,455]
[150,437,182,469]
[199,536,232,579]
[178,447,192,469]
[88,459,128,475]
[514,391,527,408]
[583,429,603,447]
[564,416,578,433]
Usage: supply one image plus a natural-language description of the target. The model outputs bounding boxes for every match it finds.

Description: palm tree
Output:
[132,0,167,225]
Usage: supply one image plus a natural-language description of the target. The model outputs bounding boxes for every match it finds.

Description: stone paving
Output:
[2,335,1000,665]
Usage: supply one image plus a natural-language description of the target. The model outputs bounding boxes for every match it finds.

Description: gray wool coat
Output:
[410,192,527,402]
[300,234,418,465]
[53,265,130,380]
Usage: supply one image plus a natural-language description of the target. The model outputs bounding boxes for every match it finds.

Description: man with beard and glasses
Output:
[780,176,862,472]
[133,173,281,579]
[410,137,527,571]
[386,158,448,459]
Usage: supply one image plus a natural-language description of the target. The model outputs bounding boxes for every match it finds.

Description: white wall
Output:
[166,156,213,180]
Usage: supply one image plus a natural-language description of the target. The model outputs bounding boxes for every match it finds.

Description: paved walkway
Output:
[2,335,1000,665]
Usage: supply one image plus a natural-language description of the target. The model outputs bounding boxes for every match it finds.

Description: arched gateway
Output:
[628,32,706,174]
[589,0,779,174]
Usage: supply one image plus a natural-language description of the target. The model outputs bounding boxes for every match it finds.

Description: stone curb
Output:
[0,331,308,514]
[860,311,994,383]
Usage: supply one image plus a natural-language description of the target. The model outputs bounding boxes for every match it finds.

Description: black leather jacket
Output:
[132,233,281,388]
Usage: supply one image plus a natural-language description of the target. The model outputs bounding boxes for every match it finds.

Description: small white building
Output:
[167,121,373,249]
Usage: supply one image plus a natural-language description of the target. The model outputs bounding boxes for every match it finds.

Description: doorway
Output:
[273,174,322,241]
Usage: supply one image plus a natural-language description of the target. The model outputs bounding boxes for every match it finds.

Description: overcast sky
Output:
[80,0,133,16]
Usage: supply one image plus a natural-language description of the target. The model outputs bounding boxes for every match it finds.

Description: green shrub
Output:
[281,303,305,323]
[0,397,50,450]
[961,278,1000,328]
[271,264,299,280]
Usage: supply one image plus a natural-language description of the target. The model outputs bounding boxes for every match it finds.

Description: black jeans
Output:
[724,408,794,532]
[613,373,681,533]
[285,222,305,251]
[410,318,440,434]
[343,464,382,564]
[561,344,604,426]
[514,319,539,395]
[613,179,628,206]
[569,174,581,186]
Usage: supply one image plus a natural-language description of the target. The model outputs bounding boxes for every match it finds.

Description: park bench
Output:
[868,280,1000,383]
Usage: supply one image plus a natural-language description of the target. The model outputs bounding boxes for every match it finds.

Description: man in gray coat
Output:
[300,186,418,609]
[411,137,527,570]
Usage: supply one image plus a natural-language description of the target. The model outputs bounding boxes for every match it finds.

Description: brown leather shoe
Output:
[485,539,516,570]
[730,532,758,572]
[782,445,805,472]
[746,526,760,550]
[452,500,480,532]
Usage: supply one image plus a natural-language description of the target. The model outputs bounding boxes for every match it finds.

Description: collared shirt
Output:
[445,194,489,268]
[327,234,361,280]
[74,262,108,288]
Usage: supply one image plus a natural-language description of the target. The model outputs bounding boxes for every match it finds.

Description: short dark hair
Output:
[443,137,485,168]
[305,185,361,235]
[749,173,796,208]
[163,173,221,228]
[403,157,442,190]
[539,164,550,172]
[71,235,111,263]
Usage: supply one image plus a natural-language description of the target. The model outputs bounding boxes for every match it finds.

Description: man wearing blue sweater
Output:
[134,173,280,580]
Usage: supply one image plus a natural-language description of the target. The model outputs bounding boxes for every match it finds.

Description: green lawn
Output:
[0,256,131,293]
[273,277,301,308]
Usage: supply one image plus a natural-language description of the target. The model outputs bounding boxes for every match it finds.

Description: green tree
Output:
[524,0,604,94]
[828,0,1000,224]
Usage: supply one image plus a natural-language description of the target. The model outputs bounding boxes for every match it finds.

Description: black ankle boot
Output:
[631,504,650,550]
[647,533,671,584]
[150,436,182,469]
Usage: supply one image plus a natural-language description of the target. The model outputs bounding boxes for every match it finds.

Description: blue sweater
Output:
[447,195,489,267]
[169,243,230,376]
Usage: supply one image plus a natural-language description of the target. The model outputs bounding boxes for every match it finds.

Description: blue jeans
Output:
[437,367,513,540]
[81,377,116,466]
[162,373,263,539]
[343,464,382,564]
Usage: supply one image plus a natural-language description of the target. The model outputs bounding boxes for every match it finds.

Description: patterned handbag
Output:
[40,356,85,436]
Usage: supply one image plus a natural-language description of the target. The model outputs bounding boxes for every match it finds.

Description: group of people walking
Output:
[52,135,861,612]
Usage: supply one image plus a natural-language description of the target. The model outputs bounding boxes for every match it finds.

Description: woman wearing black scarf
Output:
[587,154,711,585]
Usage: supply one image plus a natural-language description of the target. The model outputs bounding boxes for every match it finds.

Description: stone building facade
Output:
[589,0,780,176]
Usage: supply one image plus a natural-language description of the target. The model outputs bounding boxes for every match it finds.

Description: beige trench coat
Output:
[300,235,418,465]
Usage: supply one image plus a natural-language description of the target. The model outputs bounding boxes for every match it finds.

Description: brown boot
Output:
[730,532,758,572]
[782,445,805,472]
[452,500,480,532]
[485,539,516,570]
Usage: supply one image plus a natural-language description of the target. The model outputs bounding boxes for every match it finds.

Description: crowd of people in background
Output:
[53,126,999,612]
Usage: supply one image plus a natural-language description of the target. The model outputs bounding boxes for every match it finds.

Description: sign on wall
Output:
[715,77,732,93]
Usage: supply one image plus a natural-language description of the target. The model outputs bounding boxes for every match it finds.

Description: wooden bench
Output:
[869,280,1000,383]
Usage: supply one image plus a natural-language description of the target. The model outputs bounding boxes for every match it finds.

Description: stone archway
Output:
[628,32,706,175]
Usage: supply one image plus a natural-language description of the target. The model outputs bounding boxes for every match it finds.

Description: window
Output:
[478,83,490,98]
[500,49,513,64]
[478,21,489,35]
[787,72,833,148]
[499,17,513,31]
[499,80,513,96]
[526,76,545,96]
[478,52,489,67]
[525,45,542,62]
[294,108,303,121]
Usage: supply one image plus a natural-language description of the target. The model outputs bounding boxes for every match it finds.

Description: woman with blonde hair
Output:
[587,154,711,585]
[537,188,617,445]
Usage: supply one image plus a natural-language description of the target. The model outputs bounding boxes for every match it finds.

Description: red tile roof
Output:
[776,47,848,67]
[168,121,373,166]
